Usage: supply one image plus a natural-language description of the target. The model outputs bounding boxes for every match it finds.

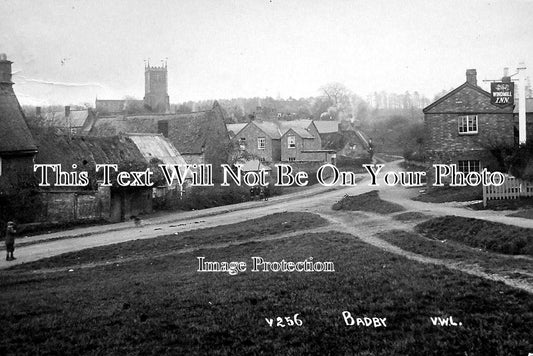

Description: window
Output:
[458,160,480,173]
[458,115,478,134]
[288,157,296,162]
[260,157,266,162]
[239,137,246,150]
[257,137,266,149]
[0,156,2,176]
[288,135,296,148]
[158,120,169,137]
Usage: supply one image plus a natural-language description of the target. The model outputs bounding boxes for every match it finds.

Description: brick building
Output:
[280,126,322,162]
[0,53,38,194]
[229,119,335,163]
[423,69,514,173]
[232,121,282,162]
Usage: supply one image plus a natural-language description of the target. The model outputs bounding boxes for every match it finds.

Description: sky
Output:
[1,0,532,106]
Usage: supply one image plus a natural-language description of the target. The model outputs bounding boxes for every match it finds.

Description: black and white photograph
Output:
[1,0,533,355]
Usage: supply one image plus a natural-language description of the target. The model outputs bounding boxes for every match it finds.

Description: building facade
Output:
[423,69,514,174]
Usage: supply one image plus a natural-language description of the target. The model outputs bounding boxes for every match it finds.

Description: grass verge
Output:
[8,212,327,271]
[332,190,405,214]
[1,232,532,355]
[413,185,482,203]
[378,229,533,284]
[415,216,533,256]
[392,211,430,221]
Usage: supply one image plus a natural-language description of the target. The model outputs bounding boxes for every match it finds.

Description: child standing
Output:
[5,221,16,261]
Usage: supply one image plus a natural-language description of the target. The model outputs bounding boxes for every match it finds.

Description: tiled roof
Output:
[284,127,314,139]
[278,120,312,135]
[0,85,37,154]
[313,120,340,134]
[253,121,282,139]
[125,133,187,166]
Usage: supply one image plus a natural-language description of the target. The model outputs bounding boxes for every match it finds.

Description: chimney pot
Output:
[36,107,41,116]
[0,53,13,84]
[466,69,477,86]
[65,106,71,117]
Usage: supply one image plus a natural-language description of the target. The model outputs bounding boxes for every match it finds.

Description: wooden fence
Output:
[483,176,533,206]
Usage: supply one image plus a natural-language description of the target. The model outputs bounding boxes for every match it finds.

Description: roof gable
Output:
[423,82,509,114]
[252,121,282,139]
[0,85,37,154]
[226,123,247,137]
[282,127,314,139]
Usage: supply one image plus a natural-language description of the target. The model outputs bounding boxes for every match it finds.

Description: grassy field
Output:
[413,185,483,203]
[332,190,405,214]
[1,216,533,355]
[378,230,533,285]
[7,212,327,271]
[416,216,533,256]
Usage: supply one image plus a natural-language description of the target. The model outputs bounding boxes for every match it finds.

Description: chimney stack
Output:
[65,106,70,117]
[0,53,13,85]
[466,69,477,86]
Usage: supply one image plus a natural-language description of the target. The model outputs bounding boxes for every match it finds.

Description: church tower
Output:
[143,60,170,113]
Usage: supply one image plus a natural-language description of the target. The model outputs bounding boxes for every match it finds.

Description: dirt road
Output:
[2,161,532,294]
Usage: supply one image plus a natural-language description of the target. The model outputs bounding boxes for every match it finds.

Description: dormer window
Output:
[458,115,478,134]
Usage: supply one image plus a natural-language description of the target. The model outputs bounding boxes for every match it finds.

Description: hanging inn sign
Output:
[490,82,514,107]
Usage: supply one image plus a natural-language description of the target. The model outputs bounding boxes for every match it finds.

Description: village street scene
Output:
[1,1,533,355]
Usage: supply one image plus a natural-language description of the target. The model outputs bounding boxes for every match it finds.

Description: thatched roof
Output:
[321,130,369,151]
[88,101,229,155]
[0,85,37,154]
[43,109,92,128]
[32,129,145,168]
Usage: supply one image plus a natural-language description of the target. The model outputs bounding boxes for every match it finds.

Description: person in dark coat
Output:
[249,186,256,201]
[5,221,16,261]
[263,183,270,201]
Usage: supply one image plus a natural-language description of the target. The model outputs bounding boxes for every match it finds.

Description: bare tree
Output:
[319,82,351,120]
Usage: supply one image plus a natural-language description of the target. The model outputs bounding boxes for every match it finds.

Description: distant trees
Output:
[319,82,351,120]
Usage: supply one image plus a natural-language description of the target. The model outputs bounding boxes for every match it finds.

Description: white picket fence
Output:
[483,176,533,206]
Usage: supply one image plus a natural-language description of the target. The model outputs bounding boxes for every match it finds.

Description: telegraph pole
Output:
[483,63,528,145]
[517,63,527,145]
